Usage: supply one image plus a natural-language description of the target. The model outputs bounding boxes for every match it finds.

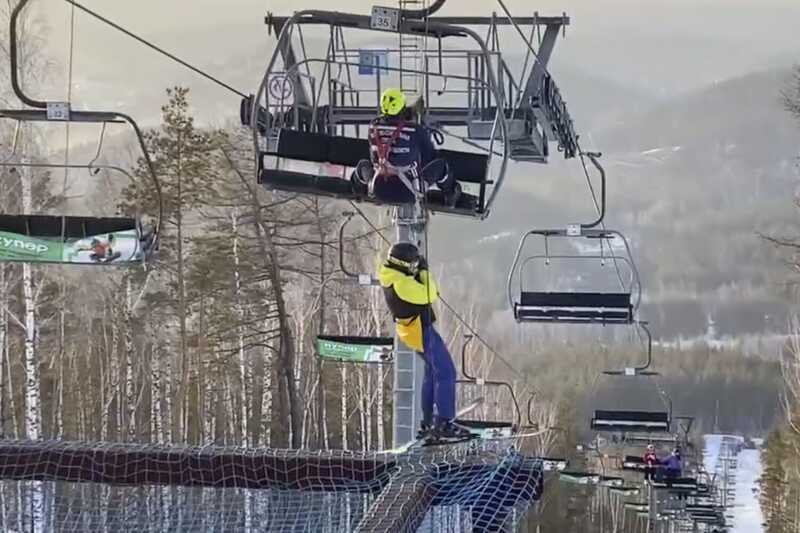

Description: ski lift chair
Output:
[0,114,161,267]
[507,228,641,324]
[256,128,492,217]
[1,0,163,267]
[0,215,154,266]
[591,410,671,434]
[249,6,546,219]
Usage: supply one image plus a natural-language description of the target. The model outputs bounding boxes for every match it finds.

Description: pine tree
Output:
[120,86,216,444]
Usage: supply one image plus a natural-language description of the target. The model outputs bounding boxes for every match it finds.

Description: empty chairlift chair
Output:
[507,228,641,325]
[0,114,161,267]
[1,5,163,268]
[590,410,671,433]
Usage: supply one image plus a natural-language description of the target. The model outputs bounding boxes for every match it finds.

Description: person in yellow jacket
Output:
[378,242,470,440]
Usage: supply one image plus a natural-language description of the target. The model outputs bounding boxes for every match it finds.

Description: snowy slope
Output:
[731,447,764,533]
[702,434,763,533]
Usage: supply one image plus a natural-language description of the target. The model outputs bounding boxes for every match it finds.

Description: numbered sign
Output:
[370,6,399,32]
[46,102,70,121]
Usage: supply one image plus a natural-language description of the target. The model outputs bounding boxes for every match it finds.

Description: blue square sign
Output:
[358,50,388,76]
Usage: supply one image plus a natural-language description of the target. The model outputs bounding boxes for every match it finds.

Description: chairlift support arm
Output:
[582,152,606,229]
[603,321,657,376]
[458,335,521,429]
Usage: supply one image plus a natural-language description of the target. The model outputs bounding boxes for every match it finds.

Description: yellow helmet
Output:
[380,88,406,116]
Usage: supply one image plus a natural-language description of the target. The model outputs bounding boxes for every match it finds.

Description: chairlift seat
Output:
[608,486,639,496]
[0,215,151,265]
[622,455,647,471]
[591,410,670,433]
[0,215,140,238]
[259,129,489,216]
[316,335,393,364]
[559,471,599,485]
[623,434,677,444]
[515,291,634,324]
[455,418,514,439]
[541,458,568,472]
[650,477,704,491]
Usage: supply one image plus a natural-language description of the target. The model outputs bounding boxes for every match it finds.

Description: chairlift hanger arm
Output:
[458,335,521,429]
[400,0,446,20]
[602,321,655,376]
[581,152,605,229]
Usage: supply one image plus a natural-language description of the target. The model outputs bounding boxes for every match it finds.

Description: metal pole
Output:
[392,203,427,447]
[648,483,657,532]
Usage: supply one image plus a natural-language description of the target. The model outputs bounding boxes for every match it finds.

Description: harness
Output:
[368,119,423,199]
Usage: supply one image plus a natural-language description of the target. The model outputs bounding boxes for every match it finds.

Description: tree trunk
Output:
[21,166,44,533]
[176,153,189,443]
[124,277,136,441]
[232,212,250,447]
[0,264,6,437]
[260,340,272,447]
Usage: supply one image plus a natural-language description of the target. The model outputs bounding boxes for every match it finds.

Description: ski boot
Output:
[417,421,434,440]
[423,420,476,446]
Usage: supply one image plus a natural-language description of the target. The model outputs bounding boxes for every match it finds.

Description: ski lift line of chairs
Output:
[507,228,642,325]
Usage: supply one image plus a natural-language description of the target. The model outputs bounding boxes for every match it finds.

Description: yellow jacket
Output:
[378,263,438,352]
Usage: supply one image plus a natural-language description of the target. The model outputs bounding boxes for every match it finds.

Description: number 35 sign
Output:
[370,6,399,32]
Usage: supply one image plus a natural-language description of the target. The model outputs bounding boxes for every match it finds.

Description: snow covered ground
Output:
[731,446,764,533]
[703,434,764,532]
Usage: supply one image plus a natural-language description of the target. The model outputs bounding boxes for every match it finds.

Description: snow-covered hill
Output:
[704,434,764,532]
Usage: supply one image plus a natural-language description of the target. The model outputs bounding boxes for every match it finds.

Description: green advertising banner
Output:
[316,337,393,363]
[0,229,145,265]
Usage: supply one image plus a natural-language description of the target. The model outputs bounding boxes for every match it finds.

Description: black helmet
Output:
[387,242,420,272]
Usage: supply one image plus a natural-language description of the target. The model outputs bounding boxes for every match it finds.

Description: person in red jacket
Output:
[643,444,658,481]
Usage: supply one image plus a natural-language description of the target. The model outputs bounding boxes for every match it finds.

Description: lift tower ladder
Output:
[398,0,426,95]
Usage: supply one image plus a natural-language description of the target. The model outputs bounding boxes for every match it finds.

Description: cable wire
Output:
[64,0,248,98]
[62,2,76,195]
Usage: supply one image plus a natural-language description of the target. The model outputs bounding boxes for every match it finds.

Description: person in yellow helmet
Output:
[378,242,471,441]
[352,88,461,207]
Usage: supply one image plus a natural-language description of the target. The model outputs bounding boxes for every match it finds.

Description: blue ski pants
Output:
[421,324,456,424]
